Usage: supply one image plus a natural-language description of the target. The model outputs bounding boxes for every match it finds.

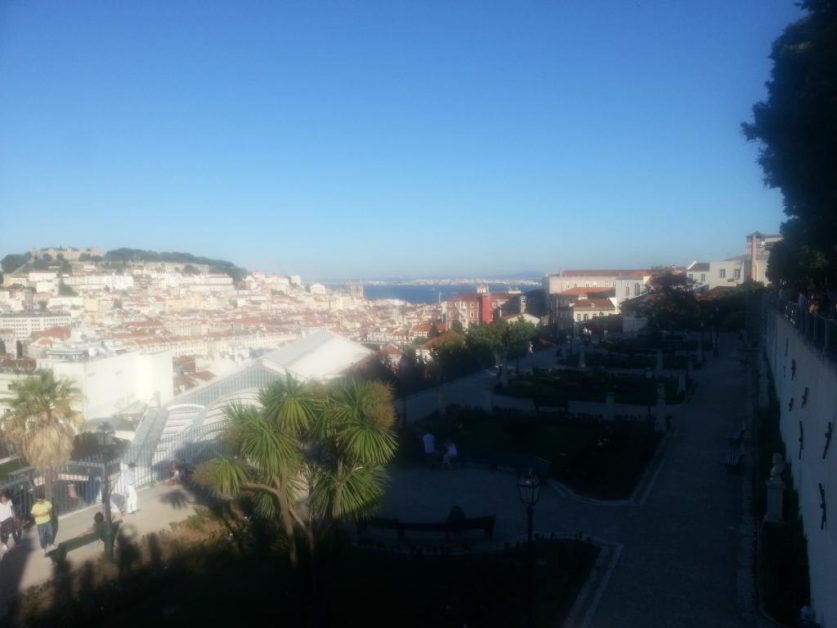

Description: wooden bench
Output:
[46,522,119,563]
[358,516,496,544]
[724,449,745,474]
[457,448,552,480]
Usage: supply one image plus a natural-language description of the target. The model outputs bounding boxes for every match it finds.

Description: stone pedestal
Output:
[605,391,615,421]
[758,357,769,409]
[765,477,785,524]
[764,453,786,523]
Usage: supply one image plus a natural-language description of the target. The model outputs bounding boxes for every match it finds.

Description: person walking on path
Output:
[30,492,55,556]
[124,463,139,514]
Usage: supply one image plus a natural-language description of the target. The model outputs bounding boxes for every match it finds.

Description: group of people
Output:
[422,431,458,468]
[0,490,57,557]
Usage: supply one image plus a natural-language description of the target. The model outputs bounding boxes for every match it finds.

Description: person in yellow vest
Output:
[30,492,55,556]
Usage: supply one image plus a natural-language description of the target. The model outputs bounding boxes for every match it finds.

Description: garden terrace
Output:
[402,409,662,499]
[556,351,693,370]
[599,334,712,354]
[501,369,685,406]
[10,504,598,628]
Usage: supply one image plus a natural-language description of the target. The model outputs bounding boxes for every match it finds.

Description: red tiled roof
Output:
[561,270,650,279]
[559,287,615,297]
[573,299,616,311]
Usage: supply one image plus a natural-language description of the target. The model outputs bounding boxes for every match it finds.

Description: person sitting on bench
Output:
[442,440,458,468]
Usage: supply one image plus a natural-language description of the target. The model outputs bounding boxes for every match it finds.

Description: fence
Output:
[0,419,231,522]
[773,298,837,361]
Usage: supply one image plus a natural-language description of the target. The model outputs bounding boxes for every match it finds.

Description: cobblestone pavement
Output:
[383,333,752,627]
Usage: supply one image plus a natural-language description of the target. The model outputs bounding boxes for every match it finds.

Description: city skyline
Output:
[0,1,801,278]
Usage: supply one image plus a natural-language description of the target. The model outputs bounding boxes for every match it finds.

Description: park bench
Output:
[727,428,746,447]
[724,449,745,474]
[46,521,119,563]
[358,515,496,545]
[457,448,552,481]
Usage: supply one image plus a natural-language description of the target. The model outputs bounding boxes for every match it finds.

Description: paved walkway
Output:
[383,333,753,627]
[0,482,200,613]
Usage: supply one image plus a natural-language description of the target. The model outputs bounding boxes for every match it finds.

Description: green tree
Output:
[1,253,29,274]
[1,371,84,499]
[58,281,77,296]
[502,319,537,370]
[197,376,397,570]
[626,272,699,331]
[743,0,837,288]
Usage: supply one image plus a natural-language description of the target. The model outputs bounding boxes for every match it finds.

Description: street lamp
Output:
[518,469,541,628]
[96,422,117,562]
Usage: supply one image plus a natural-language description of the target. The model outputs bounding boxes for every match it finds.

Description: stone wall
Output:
[765,310,836,628]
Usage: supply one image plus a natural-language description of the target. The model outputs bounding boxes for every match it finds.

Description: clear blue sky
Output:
[0,1,801,280]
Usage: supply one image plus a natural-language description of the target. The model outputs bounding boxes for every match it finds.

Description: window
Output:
[733,268,741,280]
[700,273,705,282]
[719,268,726,279]
[576,314,582,321]
[634,283,640,296]
[625,286,630,297]
[583,313,589,321]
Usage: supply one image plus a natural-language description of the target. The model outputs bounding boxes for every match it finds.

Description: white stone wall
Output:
[40,350,174,420]
[765,311,836,628]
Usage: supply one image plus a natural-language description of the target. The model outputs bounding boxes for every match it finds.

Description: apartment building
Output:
[0,311,74,340]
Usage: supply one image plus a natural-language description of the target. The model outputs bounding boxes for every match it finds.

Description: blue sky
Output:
[0,1,801,280]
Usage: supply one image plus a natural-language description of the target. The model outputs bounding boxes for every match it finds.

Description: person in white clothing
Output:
[0,493,16,551]
[124,463,138,514]
[442,441,458,469]
[421,431,436,466]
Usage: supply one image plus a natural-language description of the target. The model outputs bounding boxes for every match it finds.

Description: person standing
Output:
[0,493,15,552]
[124,463,138,514]
[421,431,436,466]
[30,492,55,556]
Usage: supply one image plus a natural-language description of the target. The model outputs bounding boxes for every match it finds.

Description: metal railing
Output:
[773,298,837,361]
[0,419,231,521]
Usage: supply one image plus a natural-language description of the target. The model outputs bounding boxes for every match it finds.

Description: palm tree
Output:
[2,370,84,499]
[197,375,398,568]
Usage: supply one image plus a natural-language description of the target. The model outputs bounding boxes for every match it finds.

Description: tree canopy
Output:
[1,371,84,498]
[104,248,248,282]
[743,0,837,289]
[197,376,397,569]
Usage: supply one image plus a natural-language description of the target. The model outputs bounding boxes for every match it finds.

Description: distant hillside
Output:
[104,248,248,281]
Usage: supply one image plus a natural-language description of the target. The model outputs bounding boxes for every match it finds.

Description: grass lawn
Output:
[402,410,662,499]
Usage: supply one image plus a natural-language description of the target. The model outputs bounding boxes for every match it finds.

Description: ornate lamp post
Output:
[96,422,116,562]
[518,469,541,628]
